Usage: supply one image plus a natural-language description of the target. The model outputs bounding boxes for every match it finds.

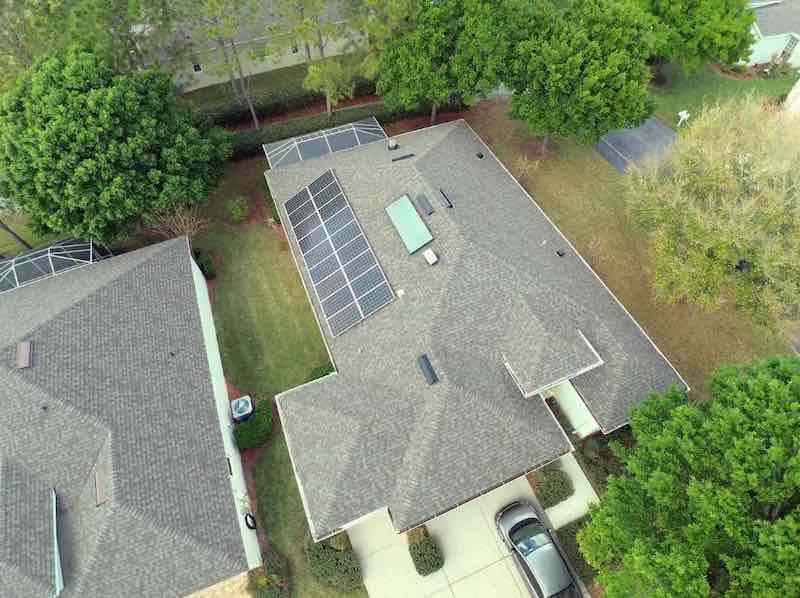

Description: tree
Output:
[578,356,800,597]
[0,47,230,243]
[339,0,421,79]
[0,0,68,86]
[193,0,260,129]
[636,0,754,71]
[303,58,354,114]
[264,0,339,63]
[377,0,510,124]
[507,0,656,145]
[627,96,800,323]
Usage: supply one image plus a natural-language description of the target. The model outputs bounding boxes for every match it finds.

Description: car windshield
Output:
[509,520,551,557]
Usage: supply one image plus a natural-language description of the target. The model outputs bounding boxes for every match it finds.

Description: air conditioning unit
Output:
[231,395,254,423]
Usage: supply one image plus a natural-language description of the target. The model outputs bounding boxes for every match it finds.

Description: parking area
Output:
[595,117,676,173]
[348,476,536,598]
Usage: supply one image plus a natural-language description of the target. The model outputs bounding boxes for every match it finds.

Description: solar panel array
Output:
[285,170,394,336]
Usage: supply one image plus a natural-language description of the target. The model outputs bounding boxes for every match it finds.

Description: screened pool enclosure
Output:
[0,239,111,294]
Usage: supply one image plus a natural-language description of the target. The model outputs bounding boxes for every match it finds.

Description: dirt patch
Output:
[711,62,755,80]
[272,222,288,241]
[382,109,469,137]
[225,95,381,132]
[246,189,267,225]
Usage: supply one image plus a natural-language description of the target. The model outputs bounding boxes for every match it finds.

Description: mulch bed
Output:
[382,109,469,137]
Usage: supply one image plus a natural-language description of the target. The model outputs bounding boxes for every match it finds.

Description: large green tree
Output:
[264,0,339,63]
[627,96,800,323]
[507,0,656,144]
[579,356,800,597]
[0,47,230,243]
[0,0,68,86]
[377,0,512,124]
[636,0,754,70]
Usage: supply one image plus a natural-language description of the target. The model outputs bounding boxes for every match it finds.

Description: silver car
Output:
[496,501,579,598]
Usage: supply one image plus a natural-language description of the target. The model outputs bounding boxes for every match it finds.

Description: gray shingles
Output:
[0,238,247,597]
[267,120,684,540]
[754,0,800,36]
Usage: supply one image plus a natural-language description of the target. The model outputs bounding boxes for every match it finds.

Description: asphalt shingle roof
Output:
[753,0,800,36]
[266,120,685,540]
[0,238,248,597]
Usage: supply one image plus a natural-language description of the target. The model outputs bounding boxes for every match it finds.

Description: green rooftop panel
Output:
[386,195,433,254]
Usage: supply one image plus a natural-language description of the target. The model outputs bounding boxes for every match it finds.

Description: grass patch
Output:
[651,62,798,126]
[196,157,361,597]
[466,100,787,403]
[181,63,310,114]
[556,516,597,588]
[256,435,367,598]
[0,211,56,256]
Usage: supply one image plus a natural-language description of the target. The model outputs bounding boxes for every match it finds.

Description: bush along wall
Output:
[247,545,291,598]
[535,462,574,508]
[407,526,444,576]
[234,398,273,451]
[305,532,363,591]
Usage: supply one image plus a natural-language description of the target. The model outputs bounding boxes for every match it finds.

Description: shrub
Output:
[193,249,216,280]
[306,363,335,383]
[535,463,574,508]
[226,196,249,223]
[305,533,362,591]
[234,400,273,450]
[555,517,597,587]
[407,526,444,576]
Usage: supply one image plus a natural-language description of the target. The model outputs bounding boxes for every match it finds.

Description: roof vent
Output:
[423,248,438,265]
[556,249,566,257]
[438,189,453,208]
[231,395,255,423]
[387,138,399,151]
[418,354,438,385]
[15,341,32,369]
[476,152,484,159]
[391,153,415,162]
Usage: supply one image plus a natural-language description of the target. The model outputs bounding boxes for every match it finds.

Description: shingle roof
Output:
[0,238,248,597]
[266,120,685,540]
[753,0,800,36]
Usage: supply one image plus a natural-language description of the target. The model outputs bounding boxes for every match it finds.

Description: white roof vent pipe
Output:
[387,138,399,151]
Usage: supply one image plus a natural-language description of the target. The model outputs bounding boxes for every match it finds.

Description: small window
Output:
[193,63,202,73]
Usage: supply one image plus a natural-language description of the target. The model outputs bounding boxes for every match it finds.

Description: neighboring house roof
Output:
[0,238,248,597]
[752,0,800,36]
[266,120,685,540]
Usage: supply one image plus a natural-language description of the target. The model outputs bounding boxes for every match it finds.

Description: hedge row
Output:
[195,76,376,126]
[232,100,463,160]
[247,546,291,598]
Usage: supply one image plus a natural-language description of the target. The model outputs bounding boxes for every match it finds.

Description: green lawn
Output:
[180,63,309,113]
[651,62,798,126]
[194,157,366,597]
[0,211,56,256]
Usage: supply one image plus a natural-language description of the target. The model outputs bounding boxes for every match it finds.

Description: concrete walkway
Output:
[545,454,599,530]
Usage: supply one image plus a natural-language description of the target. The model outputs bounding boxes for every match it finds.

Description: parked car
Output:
[496,501,580,598]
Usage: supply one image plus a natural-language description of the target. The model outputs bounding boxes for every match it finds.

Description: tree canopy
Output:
[507,0,656,143]
[636,0,755,71]
[627,96,800,323]
[0,47,230,243]
[377,0,519,123]
[579,356,800,597]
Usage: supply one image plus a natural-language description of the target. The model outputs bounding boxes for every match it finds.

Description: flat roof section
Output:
[263,117,387,169]
[386,195,434,254]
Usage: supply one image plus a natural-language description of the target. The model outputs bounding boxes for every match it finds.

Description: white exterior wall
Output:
[190,258,262,570]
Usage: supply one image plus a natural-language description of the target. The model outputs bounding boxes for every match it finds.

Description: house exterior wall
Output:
[175,34,352,93]
[190,258,262,571]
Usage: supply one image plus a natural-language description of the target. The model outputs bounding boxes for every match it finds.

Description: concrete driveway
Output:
[348,476,537,598]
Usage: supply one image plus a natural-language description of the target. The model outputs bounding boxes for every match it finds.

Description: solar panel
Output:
[284,169,395,336]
